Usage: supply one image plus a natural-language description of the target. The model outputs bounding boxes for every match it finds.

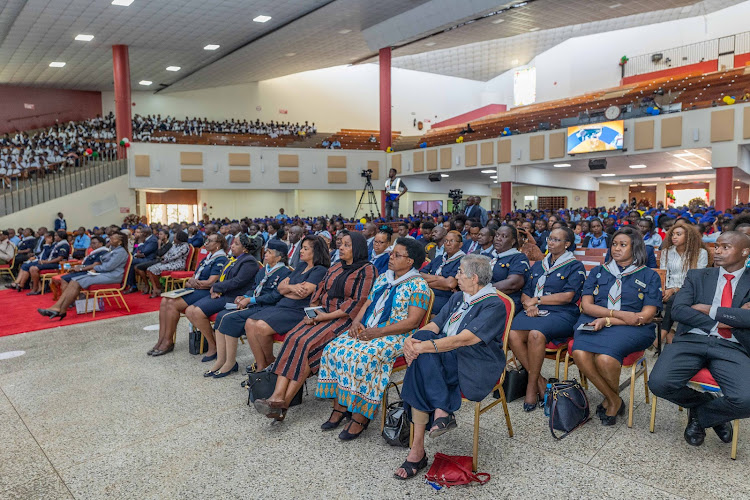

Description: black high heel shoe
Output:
[338,417,370,440]
[523,395,540,412]
[600,398,626,426]
[321,408,351,431]
[48,310,66,321]
[37,308,54,317]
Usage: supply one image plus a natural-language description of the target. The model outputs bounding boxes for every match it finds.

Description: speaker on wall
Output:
[588,158,607,170]
[428,173,441,182]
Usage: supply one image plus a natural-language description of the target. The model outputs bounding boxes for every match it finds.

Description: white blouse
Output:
[660,247,708,289]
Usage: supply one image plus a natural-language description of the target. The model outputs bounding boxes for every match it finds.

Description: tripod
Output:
[354,176,381,219]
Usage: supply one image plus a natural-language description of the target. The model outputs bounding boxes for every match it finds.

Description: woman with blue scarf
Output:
[582,218,609,249]
[316,238,431,440]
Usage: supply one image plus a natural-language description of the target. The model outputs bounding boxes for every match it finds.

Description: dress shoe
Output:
[684,410,706,446]
[201,353,217,363]
[600,398,626,426]
[213,362,239,378]
[713,421,734,444]
[122,287,138,295]
[48,310,66,321]
[37,308,54,317]
[151,345,175,357]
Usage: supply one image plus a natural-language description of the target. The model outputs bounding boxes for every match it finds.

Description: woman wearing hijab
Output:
[316,238,431,440]
[253,231,376,422]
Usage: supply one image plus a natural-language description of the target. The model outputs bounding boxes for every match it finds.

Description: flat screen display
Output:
[413,200,443,214]
[566,120,624,154]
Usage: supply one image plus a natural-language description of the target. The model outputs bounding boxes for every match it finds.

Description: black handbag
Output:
[381,382,410,447]
[546,379,590,440]
[245,366,304,407]
[188,324,208,355]
[497,358,528,402]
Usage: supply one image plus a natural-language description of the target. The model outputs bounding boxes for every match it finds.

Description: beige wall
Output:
[513,185,589,211]
[596,184,630,208]
[0,176,135,230]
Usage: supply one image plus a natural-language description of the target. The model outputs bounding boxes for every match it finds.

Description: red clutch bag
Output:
[424,453,490,487]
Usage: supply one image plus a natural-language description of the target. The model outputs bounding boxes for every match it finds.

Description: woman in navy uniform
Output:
[395,254,507,480]
[489,225,530,313]
[420,230,465,314]
[572,227,661,425]
[509,227,586,412]
[13,230,70,295]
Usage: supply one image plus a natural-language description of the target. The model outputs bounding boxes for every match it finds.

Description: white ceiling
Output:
[0,0,743,92]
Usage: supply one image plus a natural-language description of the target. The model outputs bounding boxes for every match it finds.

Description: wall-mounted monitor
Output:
[566,120,624,154]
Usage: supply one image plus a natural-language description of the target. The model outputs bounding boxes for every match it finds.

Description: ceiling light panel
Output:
[203,44,220,50]
[75,34,94,41]
[111,0,134,6]
[253,15,272,23]
[166,66,181,71]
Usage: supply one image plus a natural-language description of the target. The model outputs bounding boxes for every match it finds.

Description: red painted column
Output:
[715,167,734,211]
[112,45,132,160]
[588,191,597,208]
[500,182,512,216]
[379,47,392,151]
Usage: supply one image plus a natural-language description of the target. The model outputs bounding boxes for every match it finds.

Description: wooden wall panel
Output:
[426,149,438,171]
[229,169,251,182]
[529,135,545,161]
[145,190,197,204]
[634,120,655,150]
[391,154,402,174]
[228,153,250,166]
[497,140,511,163]
[134,155,150,177]
[440,147,452,170]
[744,107,750,140]
[711,109,735,142]
[278,154,299,167]
[548,132,566,159]
[480,141,494,165]
[180,152,203,165]
[180,168,203,182]
[279,171,299,183]
[367,160,380,180]
[465,144,477,167]
[327,156,346,168]
[413,151,424,172]
[327,171,347,183]
[661,116,683,148]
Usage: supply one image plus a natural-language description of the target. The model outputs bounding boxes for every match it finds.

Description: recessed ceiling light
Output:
[111,0,134,5]
[490,175,498,179]
[139,80,152,86]
[629,164,647,169]
[528,27,539,32]
[253,15,272,23]
[553,163,571,168]
[619,179,634,182]
[49,62,66,68]
[601,173,616,177]
[492,18,505,24]
[75,34,94,41]
[203,44,220,51]
[166,66,181,71]
[285,53,296,57]
[441,174,449,178]
[609,3,622,7]
[425,42,436,46]
[481,169,496,174]
[338,29,352,34]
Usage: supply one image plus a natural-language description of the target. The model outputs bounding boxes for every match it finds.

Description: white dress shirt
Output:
[661,247,708,289]
[689,266,746,343]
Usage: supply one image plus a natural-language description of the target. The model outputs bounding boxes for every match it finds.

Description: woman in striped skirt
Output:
[254,231,376,421]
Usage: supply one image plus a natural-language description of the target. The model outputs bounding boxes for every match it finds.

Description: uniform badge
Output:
[596,273,601,279]
[635,279,647,288]
[593,285,599,295]
[638,292,644,300]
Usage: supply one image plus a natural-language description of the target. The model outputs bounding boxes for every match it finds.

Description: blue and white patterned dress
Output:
[315,273,431,419]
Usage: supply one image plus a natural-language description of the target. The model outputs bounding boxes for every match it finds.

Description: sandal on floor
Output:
[321,408,351,431]
[394,453,429,480]
[429,414,457,439]
[254,398,287,418]
[338,417,369,440]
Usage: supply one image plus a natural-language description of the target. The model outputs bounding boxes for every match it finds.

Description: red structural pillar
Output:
[112,45,132,160]
[379,47,392,151]
[715,167,734,211]
[588,191,597,208]
[500,182,512,216]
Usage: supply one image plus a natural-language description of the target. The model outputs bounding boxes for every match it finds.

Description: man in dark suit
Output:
[286,225,303,269]
[125,226,159,293]
[461,221,481,254]
[463,197,479,221]
[649,231,750,447]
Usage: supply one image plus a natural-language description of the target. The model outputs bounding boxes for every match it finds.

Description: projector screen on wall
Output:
[513,67,536,107]
[566,120,624,154]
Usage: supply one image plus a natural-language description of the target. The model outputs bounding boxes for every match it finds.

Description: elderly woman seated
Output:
[148,234,229,357]
[420,230,465,314]
[206,240,292,378]
[11,230,70,295]
[144,230,190,297]
[394,254,507,480]
[571,227,662,425]
[253,231,375,422]
[37,232,129,321]
[316,237,431,440]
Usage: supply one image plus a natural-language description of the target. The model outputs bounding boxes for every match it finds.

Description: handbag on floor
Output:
[424,453,490,487]
[546,379,590,440]
[245,366,304,407]
[381,382,410,447]
[188,324,208,355]
[497,358,528,402]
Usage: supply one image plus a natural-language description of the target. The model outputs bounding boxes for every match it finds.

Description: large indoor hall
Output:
[2,0,750,498]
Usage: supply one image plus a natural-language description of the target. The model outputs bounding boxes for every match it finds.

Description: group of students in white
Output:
[132,114,317,141]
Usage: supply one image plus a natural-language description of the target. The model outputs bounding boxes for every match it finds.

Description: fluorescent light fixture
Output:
[139,80,152,86]
[49,62,66,67]
[203,44,220,50]
[481,169,496,174]
[425,42,436,46]
[75,34,94,41]
[253,15,271,22]
[640,190,646,193]
[338,29,352,34]
[553,163,571,168]
[492,18,505,24]
[166,66,181,71]
[490,175,498,179]
[529,27,539,32]
[111,0,134,5]
[629,164,647,169]
[441,174,449,178]
[524,195,536,201]
[619,179,633,182]
[601,173,616,177]
[736,186,741,189]
[609,3,622,7]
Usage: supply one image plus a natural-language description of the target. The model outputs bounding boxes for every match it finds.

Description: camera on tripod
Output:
[360,169,373,179]
[449,189,463,215]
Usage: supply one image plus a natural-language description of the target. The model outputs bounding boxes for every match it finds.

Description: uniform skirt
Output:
[250,305,306,335]
[22,262,59,272]
[511,308,580,342]
[213,305,263,338]
[187,294,235,317]
[572,313,655,363]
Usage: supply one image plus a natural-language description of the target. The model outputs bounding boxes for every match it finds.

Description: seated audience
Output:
[72,227,90,259]
[53,235,109,296]
[420,230,464,313]
[572,227,662,425]
[477,226,495,257]
[188,225,204,247]
[370,226,392,275]
[0,230,15,265]
[126,226,158,293]
[639,217,662,247]
[518,224,545,262]
[509,227,585,411]
[134,229,172,293]
[583,219,608,248]
[316,238,430,439]
[489,225,530,313]
[37,232,129,321]
[253,231,375,421]
[145,231,191,297]
[394,255,507,480]
[649,231,750,447]
[10,230,69,295]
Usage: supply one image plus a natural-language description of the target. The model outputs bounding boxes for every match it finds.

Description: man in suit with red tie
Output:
[649,231,750,447]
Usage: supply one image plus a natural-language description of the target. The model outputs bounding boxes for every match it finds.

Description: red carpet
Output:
[0,289,160,337]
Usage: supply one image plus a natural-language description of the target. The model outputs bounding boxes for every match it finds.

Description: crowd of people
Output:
[3,199,750,479]
[133,114,317,141]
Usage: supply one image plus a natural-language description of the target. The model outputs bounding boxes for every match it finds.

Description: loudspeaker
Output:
[588,159,607,170]
[651,53,663,63]
[428,173,441,182]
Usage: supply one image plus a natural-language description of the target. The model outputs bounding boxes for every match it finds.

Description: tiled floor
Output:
[0,312,746,499]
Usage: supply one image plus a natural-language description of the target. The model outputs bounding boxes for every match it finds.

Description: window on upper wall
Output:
[514,67,536,107]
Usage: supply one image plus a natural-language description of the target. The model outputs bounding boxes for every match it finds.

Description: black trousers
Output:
[649,333,750,428]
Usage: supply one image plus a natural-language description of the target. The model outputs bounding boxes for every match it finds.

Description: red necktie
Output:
[288,244,295,258]
[718,274,735,339]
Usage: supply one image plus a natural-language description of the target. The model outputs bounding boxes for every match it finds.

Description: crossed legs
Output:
[508,329,548,405]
